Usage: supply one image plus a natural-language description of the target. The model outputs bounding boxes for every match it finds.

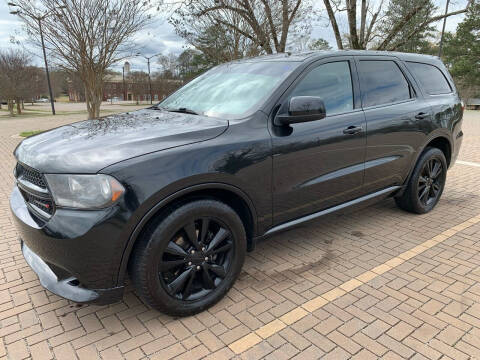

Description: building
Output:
[68,61,182,102]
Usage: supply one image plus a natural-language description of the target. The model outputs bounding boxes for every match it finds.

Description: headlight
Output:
[44,174,125,209]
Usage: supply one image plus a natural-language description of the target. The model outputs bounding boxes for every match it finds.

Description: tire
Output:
[395,147,447,214]
[129,199,246,316]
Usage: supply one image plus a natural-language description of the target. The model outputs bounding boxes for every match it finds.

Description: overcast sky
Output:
[0,0,468,73]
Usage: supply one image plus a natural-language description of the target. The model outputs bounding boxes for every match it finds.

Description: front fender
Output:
[102,119,273,285]
[115,181,259,285]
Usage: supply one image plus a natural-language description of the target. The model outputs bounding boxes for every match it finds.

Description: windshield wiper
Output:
[167,107,200,115]
[151,105,203,116]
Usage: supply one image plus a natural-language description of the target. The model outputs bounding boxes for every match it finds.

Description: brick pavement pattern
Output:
[0,111,479,359]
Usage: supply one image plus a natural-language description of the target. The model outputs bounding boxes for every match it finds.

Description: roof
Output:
[239,50,442,65]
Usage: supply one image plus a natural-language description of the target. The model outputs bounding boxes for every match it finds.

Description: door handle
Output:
[343,125,363,135]
[415,112,429,120]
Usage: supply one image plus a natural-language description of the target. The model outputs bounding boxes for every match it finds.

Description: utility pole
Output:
[137,53,161,104]
[38,18,55,115]
[122,65,126,101]
[147,57,152,104]
[8,2,65,115]
[438,0,450,57]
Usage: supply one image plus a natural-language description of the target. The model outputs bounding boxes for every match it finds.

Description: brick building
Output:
[68,62,182,102]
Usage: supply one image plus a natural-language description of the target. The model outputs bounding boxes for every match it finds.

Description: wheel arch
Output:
[425,136,452,167]
[117,183,257,285]
[398,134,452,198]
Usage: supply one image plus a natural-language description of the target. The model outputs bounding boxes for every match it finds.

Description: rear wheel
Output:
[129,200,246,316]
[395,147,447,214]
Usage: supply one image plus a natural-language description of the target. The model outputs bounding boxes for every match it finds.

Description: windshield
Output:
[159,61,298,119]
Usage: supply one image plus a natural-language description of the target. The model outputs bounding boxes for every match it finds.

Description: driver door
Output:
[271,57,367,225]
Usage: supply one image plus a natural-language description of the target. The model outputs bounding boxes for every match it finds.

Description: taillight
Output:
[461,101,465,112]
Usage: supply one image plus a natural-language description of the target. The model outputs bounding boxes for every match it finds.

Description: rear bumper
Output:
[451,130,463,166]
[10,185,125,305]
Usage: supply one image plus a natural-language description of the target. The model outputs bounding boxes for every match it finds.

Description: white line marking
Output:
[457,160,480,168]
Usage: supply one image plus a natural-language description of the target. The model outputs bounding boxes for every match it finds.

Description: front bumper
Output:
[22,242,123,304]
[10,186,125,305]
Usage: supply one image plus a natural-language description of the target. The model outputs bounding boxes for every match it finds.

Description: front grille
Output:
[16,163,47,189]
[19,188,55,216]
[15,162,55,219]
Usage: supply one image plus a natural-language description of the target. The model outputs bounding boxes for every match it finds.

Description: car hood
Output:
[14,108,229,173]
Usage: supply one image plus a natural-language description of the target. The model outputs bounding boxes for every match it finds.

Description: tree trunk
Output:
[323,0,344,49]
[347,0,360,48]
[16,99,22,115]
[84,79,103,119]
[359,0,367,47]
[8,100,14,116]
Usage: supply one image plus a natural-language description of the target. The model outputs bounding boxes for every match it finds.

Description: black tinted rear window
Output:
[358,60,412,107]
[407,62,452,95]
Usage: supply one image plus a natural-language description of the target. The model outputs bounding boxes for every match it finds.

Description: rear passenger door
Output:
[355,56,431,193]
[405,61,462,138]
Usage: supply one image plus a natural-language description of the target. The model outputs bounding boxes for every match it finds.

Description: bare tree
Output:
[171,2,262,64]
[158,53,180,78]
[322,0,474,50]
[0,49,33,116]
[13,0,151,119]
[168,0,312,55]
[152,73,183,100]
[24,66,48,104]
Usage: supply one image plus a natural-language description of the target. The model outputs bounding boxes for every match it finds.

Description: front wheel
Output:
[395,147,447,214]
[129,200,246,316]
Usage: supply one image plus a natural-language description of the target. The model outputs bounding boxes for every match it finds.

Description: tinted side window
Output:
[290,61,353,115]
[358,60,411,107]
[406,62,452,95]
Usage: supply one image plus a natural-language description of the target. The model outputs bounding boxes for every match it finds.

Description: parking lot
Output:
[0,109,479,359]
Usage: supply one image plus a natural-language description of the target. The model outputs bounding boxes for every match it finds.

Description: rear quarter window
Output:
[406,62,452,95]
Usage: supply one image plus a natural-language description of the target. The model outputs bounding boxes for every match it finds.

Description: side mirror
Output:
[274,96,326,126]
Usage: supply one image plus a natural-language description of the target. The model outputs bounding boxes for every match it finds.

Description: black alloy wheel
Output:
[129,199,246,316]
[417,158,444,207]
[160,218,234,301]
[395,147,447,214]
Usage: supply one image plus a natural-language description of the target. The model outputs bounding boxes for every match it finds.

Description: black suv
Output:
[11,51,463,315]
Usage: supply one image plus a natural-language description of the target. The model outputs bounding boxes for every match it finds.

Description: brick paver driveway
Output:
[1,111,479,360]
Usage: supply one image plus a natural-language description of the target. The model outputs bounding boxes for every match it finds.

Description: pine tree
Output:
[443,1,480,97]
[379,0,437,53]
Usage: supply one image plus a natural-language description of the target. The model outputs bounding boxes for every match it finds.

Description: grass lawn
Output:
[19,130,45,137]
[56,96,71,103]
[117,103,151,107]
